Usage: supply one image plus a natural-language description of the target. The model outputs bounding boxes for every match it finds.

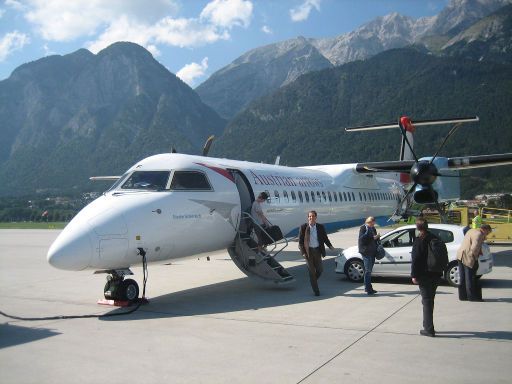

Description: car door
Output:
[378,228,415,274]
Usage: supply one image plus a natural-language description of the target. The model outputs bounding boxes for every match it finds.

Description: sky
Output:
[0,0,448,87]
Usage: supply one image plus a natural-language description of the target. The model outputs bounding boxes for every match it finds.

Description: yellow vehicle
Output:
[420,206,511,243]
[481,207,512,243]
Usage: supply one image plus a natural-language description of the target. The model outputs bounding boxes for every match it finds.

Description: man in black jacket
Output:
[299,211,335,296]
[411,218,442,337]
[358,216,380,295]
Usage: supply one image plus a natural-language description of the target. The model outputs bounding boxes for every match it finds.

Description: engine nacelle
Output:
[416,157,460,202]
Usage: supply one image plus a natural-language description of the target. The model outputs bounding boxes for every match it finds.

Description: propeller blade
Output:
[397,182,417,211]
[202,135,215,156]
[430,123,462,164]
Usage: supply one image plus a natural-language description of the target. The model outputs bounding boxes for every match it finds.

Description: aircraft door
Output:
[230,170,254,232]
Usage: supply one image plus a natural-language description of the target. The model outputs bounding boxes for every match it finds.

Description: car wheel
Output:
[345,259,364,282]
[445,261,460,287]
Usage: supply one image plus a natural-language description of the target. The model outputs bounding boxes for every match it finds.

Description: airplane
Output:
[47,116,512,302]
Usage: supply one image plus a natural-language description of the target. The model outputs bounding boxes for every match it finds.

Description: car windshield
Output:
[120,171,170,191]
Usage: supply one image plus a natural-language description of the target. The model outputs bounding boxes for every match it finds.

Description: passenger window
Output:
[304,191,309,202]
[321,191,326,202]
[283,190,289,203]
[430,229,454,243]
[352,192,355,201]
[274,190,280,204]
[122,171,170,191]
[298,191,304,203]
[311,191,315,202]
[333,192,337,202]
[343,192,347,201]
[265,190,271,203]
[327,191,332,202]
[317,191,321,202]
[339,192,343,202]
[291,190,296,203]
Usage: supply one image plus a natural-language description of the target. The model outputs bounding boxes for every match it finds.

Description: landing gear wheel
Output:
[345,259,364,282]
[121,279,140,301]
[104,279,122,300]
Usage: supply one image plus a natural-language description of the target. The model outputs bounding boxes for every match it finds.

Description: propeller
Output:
[346,115,480,221]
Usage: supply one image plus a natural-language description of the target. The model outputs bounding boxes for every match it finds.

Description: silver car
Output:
[335,224,493,286]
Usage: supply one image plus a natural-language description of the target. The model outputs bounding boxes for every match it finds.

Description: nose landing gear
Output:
[96,268,140,302]
[104,272,140,301]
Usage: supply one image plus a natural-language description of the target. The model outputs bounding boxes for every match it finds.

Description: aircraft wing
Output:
[355,153,512,174]
[447,153,512,170]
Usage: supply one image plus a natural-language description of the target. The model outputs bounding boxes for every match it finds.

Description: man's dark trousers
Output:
[418,275,440,333]
[458,261,480,301]
[306,247,323,295]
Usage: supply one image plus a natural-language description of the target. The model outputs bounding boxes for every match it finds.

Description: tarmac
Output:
[0,227,511,384]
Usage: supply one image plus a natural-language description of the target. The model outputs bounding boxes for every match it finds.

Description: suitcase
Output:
[261,225,283,245]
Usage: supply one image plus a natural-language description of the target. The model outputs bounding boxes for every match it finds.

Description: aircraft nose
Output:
[47,227,93,271]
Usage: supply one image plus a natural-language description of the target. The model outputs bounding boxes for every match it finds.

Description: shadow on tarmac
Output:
[435,330,512,341]
[100,258,418,321]
[0,323,60,349]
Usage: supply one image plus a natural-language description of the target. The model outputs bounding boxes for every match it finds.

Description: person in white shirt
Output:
[298,211,335,296]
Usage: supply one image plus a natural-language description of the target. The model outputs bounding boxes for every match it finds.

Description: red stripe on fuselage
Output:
[195,162,235,183]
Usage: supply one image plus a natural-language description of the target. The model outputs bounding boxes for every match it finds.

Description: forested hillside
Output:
[212,48,512,198]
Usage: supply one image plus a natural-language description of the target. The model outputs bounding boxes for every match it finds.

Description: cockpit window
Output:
[107,172,130,192]
[121,171,170,191]
[170,171,212,191]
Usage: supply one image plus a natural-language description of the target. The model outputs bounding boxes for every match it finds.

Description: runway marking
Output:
[296,292,421,384]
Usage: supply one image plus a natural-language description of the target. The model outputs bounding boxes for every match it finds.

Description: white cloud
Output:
[18,0,252,54]
[0,31,30,61]
[200,0,253,28]
[261,25,272,34]
[290,0,320,22]
[176,57,209,86]
[152,17,230,47]
[5,0,27,11]
[23,0,179,41]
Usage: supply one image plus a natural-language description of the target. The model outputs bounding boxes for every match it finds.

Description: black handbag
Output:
[375,243,385,260]
[261,225,283,245]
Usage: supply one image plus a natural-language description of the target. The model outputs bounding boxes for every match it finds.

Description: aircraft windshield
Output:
[120,171,170,191]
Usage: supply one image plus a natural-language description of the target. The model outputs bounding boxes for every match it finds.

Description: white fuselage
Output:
[47,153,404,271]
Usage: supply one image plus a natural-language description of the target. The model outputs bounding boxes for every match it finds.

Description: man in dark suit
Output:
[299,210,335,296]
[358,216,380,295]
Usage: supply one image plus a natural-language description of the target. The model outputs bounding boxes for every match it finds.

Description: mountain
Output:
[441,4,512,62]
[195,37,332,120]
[211,48,512,198]
[0,42,226,196]
[197,0,511,120]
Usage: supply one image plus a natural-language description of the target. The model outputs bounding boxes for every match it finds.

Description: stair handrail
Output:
[241,211,288,259]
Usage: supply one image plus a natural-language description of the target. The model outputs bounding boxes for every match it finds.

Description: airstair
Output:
[227,212,295,284]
